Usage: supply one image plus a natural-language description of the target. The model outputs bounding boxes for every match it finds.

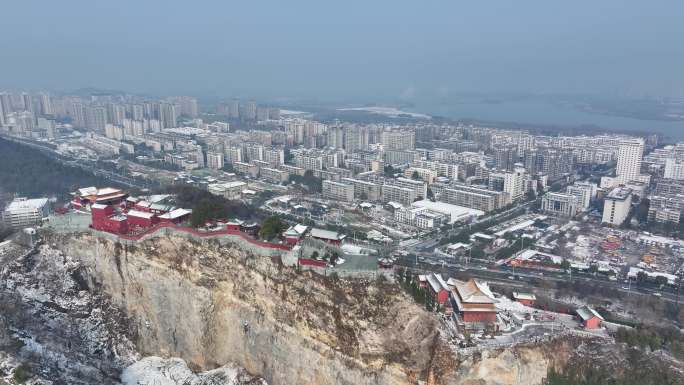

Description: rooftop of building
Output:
[127,210,155,219]
[4,197,49,212]
[310,228,345,241]
[576,306,603,321]
[451,279,497,304]
[158,208,192,220]
[426,273,449,293]
[607,187,632,200]
[512,292,536,301]
[411,199,484,223]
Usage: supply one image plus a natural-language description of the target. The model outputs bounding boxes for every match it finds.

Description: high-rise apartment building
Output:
[602,187,633,226]
[159,103,177,129]
[85,106,107,131]
[130,104,145,120]
[224,146,243,164]
[566,181,597,210]
[243,101,257,120]
[263,147,285,167]
[490,167,527,202]
[22,93,33,113]
[38,93,53,115]
[70,102,86,128]
[381,130,415,150]
[664,158,684,180]
[176,96,199,117]
[344,126,369,151]
[107,103,126,126]
[0,93,12,118]
[493,146,518,171]
[206,151,224,170]
[328,126,345,149]
[616,138,644,184]
[256,106,269,121]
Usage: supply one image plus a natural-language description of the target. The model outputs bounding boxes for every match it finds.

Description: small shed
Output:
[576,306,604,329]
[512,292,536,307]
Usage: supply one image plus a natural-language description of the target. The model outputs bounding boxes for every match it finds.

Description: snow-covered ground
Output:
[279,109,310,116]
[341,243,377,256]
[337,107,431,119]
[122,357,268,385]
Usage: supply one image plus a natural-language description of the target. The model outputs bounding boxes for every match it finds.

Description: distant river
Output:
[417,99,684,141]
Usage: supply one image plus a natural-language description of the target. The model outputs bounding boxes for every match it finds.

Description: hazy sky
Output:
[2,1,683,102]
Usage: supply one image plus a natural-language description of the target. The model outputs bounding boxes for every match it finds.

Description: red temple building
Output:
[72,187,127,210]
[226,220,243,232]
[282,224,309,245]
[91,203,129,234]
[450,279,498,324]
[426,273,451,305]
[126,210,158,228]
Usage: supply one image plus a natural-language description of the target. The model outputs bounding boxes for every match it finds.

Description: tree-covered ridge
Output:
[168,185,256,228]
[0,137,117,200]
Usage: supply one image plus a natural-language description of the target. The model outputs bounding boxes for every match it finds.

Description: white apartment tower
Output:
[664,158,684,180]
[616,138,644,184]
[159,103,177,129]
[503,167,526,202]
[602,187,633,226]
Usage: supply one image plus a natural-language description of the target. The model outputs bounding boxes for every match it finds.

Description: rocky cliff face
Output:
[1,231,595,385]
[58,233,441,385]
[428,339,576,385]
[0,238,139,384]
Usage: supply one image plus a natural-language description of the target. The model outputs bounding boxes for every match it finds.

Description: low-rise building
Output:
[512,292,536,307]
[260,167,289,184]
[576,306,603,329]
[441,184,509,213]
[2,197,50,229]
[233,161,259,177]
[341,178,382,201]
[648,194,684,223]
[381,184,417,206]
[403,167,437,184]
[208,181,248,200]
[426,273,451,305]
[394,206,449,229]
[541,192,581,217]
[322,180,354,202]
[310,228,345,245]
